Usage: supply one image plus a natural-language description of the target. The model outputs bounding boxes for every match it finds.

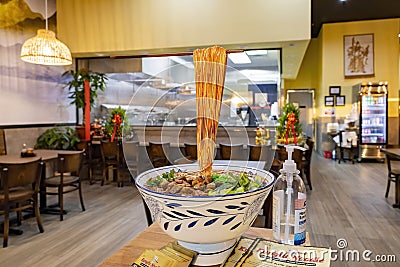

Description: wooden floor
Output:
[1,154,400,266]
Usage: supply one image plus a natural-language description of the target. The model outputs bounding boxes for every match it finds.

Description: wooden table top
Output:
[0,149,82,164]
[380,148,400,160]
[99,223,278,267]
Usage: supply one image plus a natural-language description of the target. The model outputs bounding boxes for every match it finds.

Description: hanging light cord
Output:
[20,0,72,65]
[45,0,48,31]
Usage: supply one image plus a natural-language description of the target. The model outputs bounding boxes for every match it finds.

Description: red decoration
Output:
[111,114,122,142]
[285,113,297,145]
[84,80,91,141]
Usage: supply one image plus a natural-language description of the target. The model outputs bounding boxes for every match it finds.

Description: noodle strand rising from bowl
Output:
[193,46,227,178]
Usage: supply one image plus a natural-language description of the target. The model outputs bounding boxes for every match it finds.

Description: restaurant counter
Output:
[129,125,276,173]
[131,125,276,146]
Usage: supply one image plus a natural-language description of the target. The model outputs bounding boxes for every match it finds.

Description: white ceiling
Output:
[169,49,281,84]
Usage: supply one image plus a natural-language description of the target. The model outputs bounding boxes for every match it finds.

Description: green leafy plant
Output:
[276,103,303,145]
[63,68,108,112]
[34,126,80,150]
[104,106,130,140]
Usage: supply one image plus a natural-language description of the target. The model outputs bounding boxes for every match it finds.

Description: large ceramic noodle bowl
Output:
[134,46,276,265]
[135,164,275,265]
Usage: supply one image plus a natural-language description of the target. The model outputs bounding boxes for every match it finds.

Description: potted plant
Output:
[34,126,80,150]
[63,68,108,138]
[276,103,303,145]
[104,106,130,142]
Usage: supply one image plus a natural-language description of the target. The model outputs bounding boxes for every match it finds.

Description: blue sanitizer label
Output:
[294,197,306,245]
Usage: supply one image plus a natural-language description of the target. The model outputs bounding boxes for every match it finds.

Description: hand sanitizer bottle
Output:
[272,145,307,245]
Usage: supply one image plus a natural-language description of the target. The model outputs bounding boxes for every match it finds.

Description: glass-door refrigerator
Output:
[358,82,388,160]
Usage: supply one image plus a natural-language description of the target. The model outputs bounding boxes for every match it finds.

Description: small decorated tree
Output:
[276,103,303,145]
[105,106,130,142]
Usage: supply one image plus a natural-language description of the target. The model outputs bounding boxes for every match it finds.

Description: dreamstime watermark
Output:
[256,238,397,265]
[330,238,396,263]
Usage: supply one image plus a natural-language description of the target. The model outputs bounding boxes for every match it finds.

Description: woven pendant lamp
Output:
[20,0,72,66]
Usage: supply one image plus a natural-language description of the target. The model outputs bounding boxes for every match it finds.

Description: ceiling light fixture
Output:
[229,52,251,64]
[20,0,72,66]
[245,50,269,56]
[170,56,194,69]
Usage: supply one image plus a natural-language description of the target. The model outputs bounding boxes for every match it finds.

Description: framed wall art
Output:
[325,96,334,107]
[344,34,374,77]
[335,95,345,106]
[329,86,341,95]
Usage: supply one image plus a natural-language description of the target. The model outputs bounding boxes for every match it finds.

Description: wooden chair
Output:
[0,129,6,155]
[146,142,171,168]
[302,138,314,190]
[335,130,357,164]
[44,151,85,221]
[248,144,274,171]
[248,144,262,161]
[384,145,400,199]
[0,158,44,247]
[184,143,197,161]
[77,140,102,184]
[122,141,153,225]
[101,140,123,186]
[122,141,139,182]
[219,143,247,160]
[174,143,197,165]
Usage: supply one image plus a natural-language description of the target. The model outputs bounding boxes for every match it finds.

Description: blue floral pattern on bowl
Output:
[136,164,276,244]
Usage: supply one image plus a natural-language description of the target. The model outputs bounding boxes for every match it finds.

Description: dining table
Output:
[0,149,83,211]
[99,223,292,267]
[380,147,400,208]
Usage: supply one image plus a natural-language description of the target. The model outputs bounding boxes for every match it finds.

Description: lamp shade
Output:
[20,29,72,66]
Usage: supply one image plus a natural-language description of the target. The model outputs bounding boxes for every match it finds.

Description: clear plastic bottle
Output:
[272,146,307,245]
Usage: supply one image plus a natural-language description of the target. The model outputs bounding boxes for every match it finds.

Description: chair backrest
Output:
[147,142,170,158]
[1,158,42,194]
[123,141,139,163]
[248,144,262,161]
[248,144,274,168]
[0,129,6,155]
[219,144,247,160]
[76,141,89,151]
[184,143,197,160]
[77,140,91,156]
[385,145,400,173]
[147,142,171,167]
[101,140,120,161]
[57,151,84,175]
[304,138,315,161]
[259,145,274,171]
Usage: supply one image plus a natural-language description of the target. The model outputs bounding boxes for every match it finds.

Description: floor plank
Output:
[0,180,148,267]
[0,154,399,266]
[307,155,400,267]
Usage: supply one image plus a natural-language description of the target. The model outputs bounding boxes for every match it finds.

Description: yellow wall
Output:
[321,19,399,118]
[57,0,310,55]
[286,18,399,120]
[284,38,319,90]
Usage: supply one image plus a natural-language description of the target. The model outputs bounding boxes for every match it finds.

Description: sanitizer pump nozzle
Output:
[283,145,296,244]
[272,145,307,245]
